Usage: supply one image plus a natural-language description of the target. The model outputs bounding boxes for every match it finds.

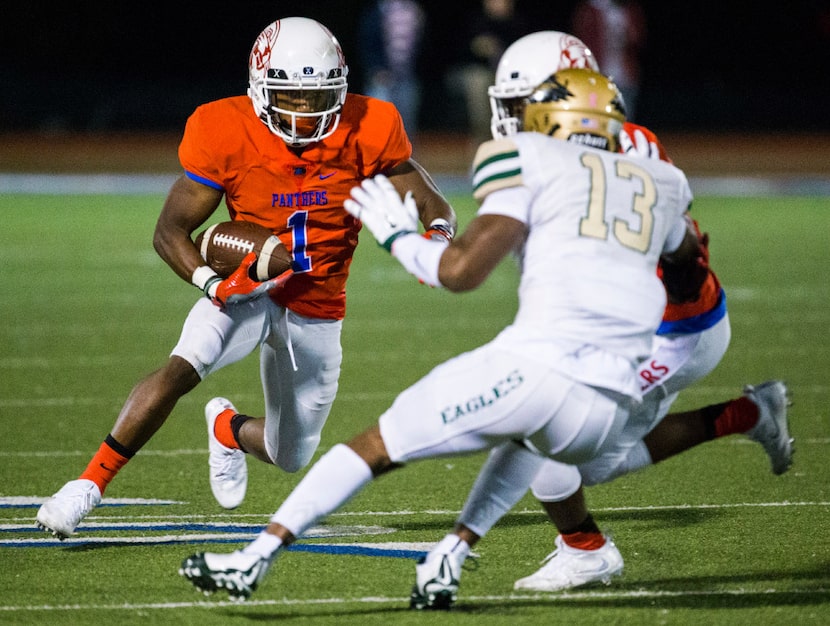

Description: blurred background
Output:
[1,1,828,178]
[3,0,829,133]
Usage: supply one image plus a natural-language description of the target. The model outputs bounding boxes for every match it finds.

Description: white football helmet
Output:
[248,17,349,146]
[488,31,600,138]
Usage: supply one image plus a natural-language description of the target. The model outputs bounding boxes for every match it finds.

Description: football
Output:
[194,221,292,281]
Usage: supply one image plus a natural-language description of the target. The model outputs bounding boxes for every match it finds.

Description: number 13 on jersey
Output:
[578,152,657,254]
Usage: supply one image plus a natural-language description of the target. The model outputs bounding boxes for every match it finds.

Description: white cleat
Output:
[745,380,794,475]
[410,536,470,610]
[205,397,248,509]
[36,479,102,540]
[179,550,274,601]
[514,534,624,592]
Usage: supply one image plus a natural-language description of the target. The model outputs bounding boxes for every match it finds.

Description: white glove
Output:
[619,128,660,160]
[344,174,418,251]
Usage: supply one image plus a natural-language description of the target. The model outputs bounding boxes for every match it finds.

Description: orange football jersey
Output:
[179,93,412,319]
[623,122,723,329]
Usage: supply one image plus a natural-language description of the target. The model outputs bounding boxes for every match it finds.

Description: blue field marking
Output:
[1,519,430,559]
[288,543,427,560]
[2,535,257,548]
[0,496,183,509]
[0,522,260,534]
[2,536,429,559]
[0,520,424,557]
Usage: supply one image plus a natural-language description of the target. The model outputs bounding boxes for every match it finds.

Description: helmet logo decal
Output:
[548,77,575,102]
[559,35,595,69]
[568,134,609,149]
[303,67,314,76]
[250,24,277,71]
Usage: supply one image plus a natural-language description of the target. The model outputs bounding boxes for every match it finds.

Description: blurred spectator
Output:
[571,0,647,120]
[449,0,531,142]
[357,0,426,136]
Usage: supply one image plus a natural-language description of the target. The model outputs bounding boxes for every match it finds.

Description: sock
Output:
[270,443,374,538]
[230,414,251,452]
[434,533,470,557]
[213,408,248,450]
[242,530,282,559]
[458,440,545,537]
[560,514,606,550]
[702,397,759,439]
[79,435,134,495]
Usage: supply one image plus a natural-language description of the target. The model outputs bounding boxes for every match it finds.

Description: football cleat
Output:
[206,397,248,509]
[410,537,470,610]
[179,550,274,601]
[745,380,794,475]
[513,534,624,592]
[36,479,102,539]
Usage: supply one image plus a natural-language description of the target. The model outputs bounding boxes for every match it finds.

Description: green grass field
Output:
[0,190,828,625]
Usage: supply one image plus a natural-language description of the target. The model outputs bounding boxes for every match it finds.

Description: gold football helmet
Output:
[496,68,626,152]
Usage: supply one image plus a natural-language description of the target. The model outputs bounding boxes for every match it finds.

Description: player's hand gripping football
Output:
[210,252,279,307]
[344,174,418,251]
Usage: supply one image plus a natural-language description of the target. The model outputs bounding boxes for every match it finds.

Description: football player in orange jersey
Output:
[405,31,792,608]
[35,16,456,539]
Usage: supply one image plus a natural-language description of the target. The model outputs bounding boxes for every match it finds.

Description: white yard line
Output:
[1,586,827,613]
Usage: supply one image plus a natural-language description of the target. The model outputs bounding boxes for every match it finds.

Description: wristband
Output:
[427,218,454,240]
[192,265,220,299]
[203,276,222,299]
[391,232,447,288]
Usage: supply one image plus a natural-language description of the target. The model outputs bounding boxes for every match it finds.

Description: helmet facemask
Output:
[489,93,526,139]
[250,69,347,146]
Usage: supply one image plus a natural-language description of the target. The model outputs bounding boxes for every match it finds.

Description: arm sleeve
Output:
[390,233,449,288]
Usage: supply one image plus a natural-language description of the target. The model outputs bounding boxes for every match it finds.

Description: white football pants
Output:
[171,296,342,471]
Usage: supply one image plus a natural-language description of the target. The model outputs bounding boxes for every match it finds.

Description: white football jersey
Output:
[473,133,692,393]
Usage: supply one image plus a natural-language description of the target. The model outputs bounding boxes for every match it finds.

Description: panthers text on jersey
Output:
[178,93,412,319]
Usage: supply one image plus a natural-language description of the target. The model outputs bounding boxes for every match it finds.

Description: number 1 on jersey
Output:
[287,210,312,272]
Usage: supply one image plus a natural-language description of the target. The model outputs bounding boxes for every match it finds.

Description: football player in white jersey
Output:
[408,31,792,607]
[179,67,707,604]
